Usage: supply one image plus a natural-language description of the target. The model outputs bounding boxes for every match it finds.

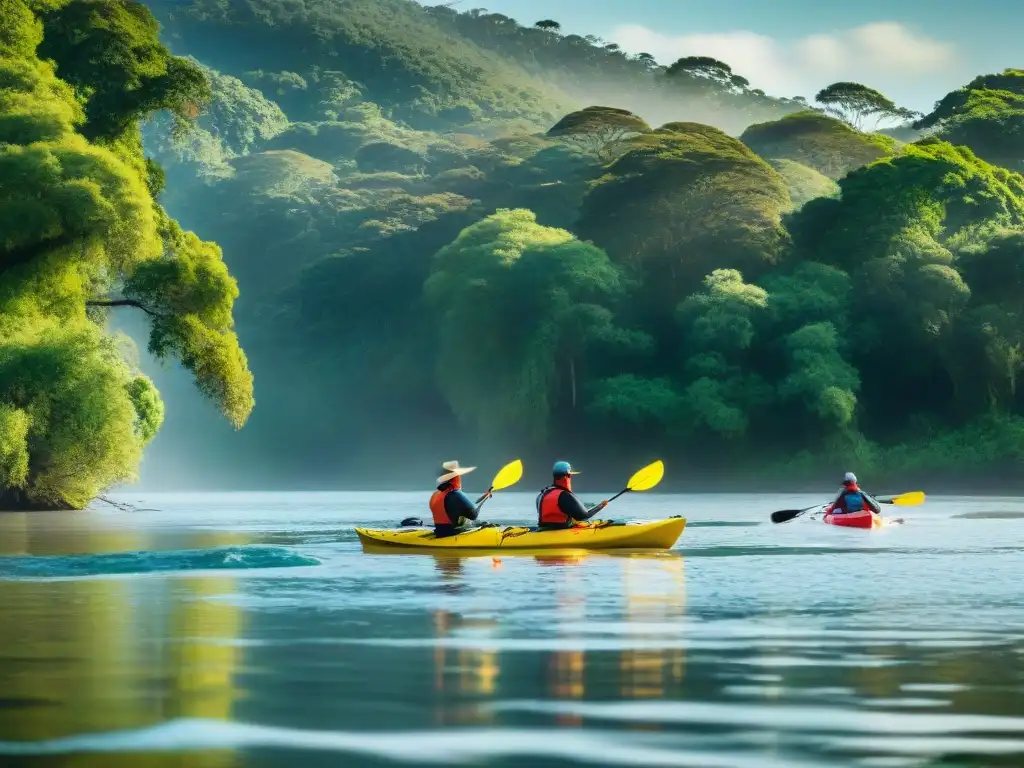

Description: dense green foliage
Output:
[4,0,1015,490]
[149,0,810,135]
[915,69,1024,172]
[741,111,897,179]
[547,106,651,161]
[0,0,251,508]
[576,123,792,312]
[768,159,839,209]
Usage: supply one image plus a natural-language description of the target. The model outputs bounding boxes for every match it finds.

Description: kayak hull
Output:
[356,518,686,551]
[823,510,883,529]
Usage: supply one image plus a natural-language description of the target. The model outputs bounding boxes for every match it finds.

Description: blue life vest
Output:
[842,491,865,513]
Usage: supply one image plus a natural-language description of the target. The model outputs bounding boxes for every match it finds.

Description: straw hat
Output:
[437,460,476,484]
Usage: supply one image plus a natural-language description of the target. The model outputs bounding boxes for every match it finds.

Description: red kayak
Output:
[823,509,883,529]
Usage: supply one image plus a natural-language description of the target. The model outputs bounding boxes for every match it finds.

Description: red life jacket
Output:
[537,478,572,526]
[430,485,455,525]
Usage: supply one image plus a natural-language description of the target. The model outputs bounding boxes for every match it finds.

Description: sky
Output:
[418,0,1021,112]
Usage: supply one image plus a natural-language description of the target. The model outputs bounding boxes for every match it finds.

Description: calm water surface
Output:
[0,492,1023,767]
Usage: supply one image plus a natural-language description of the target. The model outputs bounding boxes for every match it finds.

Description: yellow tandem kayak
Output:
[355,518,686,552]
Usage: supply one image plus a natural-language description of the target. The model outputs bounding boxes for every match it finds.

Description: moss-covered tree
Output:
[424,208,630,443]
[915,69,1024,172]
[546,106,651,161]
[741,111,897,179]
[576,123,792,320]
[0,0,252,509]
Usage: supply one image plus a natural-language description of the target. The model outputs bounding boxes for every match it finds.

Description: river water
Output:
[0,492,1022,767]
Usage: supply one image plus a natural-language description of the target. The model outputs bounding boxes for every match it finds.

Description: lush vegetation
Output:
[132,0,1024,489]
[0,0,251,509]
[6,0,1023,495]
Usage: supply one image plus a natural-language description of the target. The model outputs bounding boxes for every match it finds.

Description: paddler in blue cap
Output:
[536,461,609,529]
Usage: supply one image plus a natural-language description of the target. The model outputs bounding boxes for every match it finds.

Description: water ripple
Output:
[0,719,828,767]
[0,546,320,579]
[491,700,1024,735]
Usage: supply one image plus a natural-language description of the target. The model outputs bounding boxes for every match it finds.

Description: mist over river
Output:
[1,492,1023,767]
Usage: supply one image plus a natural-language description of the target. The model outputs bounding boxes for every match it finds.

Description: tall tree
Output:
[815,81,919,130]
[0,0,252,509]
[424,209,627,443]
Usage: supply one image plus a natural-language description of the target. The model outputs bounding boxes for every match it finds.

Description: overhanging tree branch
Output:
[86,298,162,317]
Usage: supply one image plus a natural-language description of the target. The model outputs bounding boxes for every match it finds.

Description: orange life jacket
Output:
[537,480,571,526]
[430,485,455,526]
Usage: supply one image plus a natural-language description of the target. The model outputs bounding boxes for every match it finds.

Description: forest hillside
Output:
[140,0,1024,491]
[4,0,1024,500]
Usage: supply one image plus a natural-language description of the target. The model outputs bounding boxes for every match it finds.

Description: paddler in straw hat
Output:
[430,461,490,538]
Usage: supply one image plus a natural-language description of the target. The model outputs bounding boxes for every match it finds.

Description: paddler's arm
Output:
[559,492,607,522]
[863,492,882,514]
[826,488,843,513]
[445,489,480,523]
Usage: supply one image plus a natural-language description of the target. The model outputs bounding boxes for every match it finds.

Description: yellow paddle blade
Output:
[626,460,664,492]
[491,459,524,491]
[890,490,925,507]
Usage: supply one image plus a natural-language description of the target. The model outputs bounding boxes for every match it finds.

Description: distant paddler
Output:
[429,459,524,538]
[825,472,882,517]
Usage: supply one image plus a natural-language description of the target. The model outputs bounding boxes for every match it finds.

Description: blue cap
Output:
[553,461,580,476]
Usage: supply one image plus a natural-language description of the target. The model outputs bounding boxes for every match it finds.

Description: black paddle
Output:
[770,504,823,524]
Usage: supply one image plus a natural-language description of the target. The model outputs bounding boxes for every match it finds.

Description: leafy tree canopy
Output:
[768,159,840,210]
[546,106,651,161]
[791,139,1024,274]
[576,122,791,313]
[155,0,569,130]
[916,69,1024,172]
[424,208,628,442]
[741,111,896,179]
[37,0,211,142]
[0,0,251,508]
[815,81,919,131]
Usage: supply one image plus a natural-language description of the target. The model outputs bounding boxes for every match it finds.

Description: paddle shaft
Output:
[606,487,630,505]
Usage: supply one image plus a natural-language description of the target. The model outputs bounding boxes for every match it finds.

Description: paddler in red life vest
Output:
[826,472,882,516]
[430,461,489,538]
[536,461,609,529]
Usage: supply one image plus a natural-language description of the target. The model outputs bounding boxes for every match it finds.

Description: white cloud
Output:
[611,21,958,104]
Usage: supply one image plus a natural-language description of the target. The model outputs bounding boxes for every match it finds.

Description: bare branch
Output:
[86,298,162,317]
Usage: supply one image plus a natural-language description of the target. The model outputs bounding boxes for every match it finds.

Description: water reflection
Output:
[619,555,686,702]
[0,512,253,557]
[431,555,465,594]
[0,512,148,556]
[0,523,248,767]
[430,556,500,726]
[548,556,587,727]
